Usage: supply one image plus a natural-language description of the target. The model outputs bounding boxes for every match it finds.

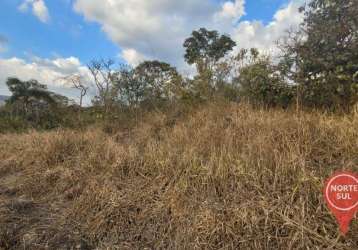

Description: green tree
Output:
[116,64,144,108]
[184,28,236,74]
[282,0,358,111]
[115,61,182,110]
[183,28,236,99]
[235,49,294,108]
[134,60,181,104]
[6,77,56,114]
[5,77,72,128]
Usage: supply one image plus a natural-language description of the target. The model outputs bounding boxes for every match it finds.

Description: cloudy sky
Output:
[0,0,305,103]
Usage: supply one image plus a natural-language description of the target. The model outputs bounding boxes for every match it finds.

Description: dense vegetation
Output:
[0,0,357,133]
[0,1,357,249]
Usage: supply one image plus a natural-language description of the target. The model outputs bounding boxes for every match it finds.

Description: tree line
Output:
[1,0,357,131]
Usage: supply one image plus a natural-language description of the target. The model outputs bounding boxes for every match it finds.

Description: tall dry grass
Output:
[0,103,357,249]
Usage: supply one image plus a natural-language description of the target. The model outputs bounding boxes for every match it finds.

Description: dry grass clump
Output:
[0,103,357,249]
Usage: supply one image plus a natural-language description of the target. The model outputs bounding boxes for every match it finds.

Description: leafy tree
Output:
[184,28,236,74]
[116,64,144,108]
[184,28,236,99]
[235,49,294,108]
[6,77,56,114]
[134,60,181,103]
[282,0,358,111]
[5,77,72,128]
[115,61,182,109]
[50,93,72,107]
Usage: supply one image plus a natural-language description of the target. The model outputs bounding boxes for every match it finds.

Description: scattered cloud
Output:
[0,56,92,102]
[2,0,305,101]
[73,0,304,68]
[74,0,222,67]
[121,49,148,67]
[232,1,304,55]
[19,0,50,23]
[214,0,246,24]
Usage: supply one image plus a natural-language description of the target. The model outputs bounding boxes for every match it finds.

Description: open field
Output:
[0,103,357,249]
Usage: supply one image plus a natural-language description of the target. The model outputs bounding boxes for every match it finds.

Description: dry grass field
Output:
[0,103,357,249]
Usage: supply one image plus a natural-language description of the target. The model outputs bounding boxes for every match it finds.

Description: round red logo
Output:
[324,171,358,235]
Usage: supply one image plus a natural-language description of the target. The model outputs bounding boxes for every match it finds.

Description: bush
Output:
[235,57,294,108]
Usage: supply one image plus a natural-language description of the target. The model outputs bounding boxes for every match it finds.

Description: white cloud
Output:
[232,1,304,55]
[214,0,246,23]
[0,56,88,84]
[121,49,147,67]
[19,0,50,23]
[73,0,304,68]
[1,0,305,102]
[74,0,223,67]
[0,56,92,103]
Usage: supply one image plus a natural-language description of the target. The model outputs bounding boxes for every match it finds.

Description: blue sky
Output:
[0,0,117,62]
[0,0,303,102]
